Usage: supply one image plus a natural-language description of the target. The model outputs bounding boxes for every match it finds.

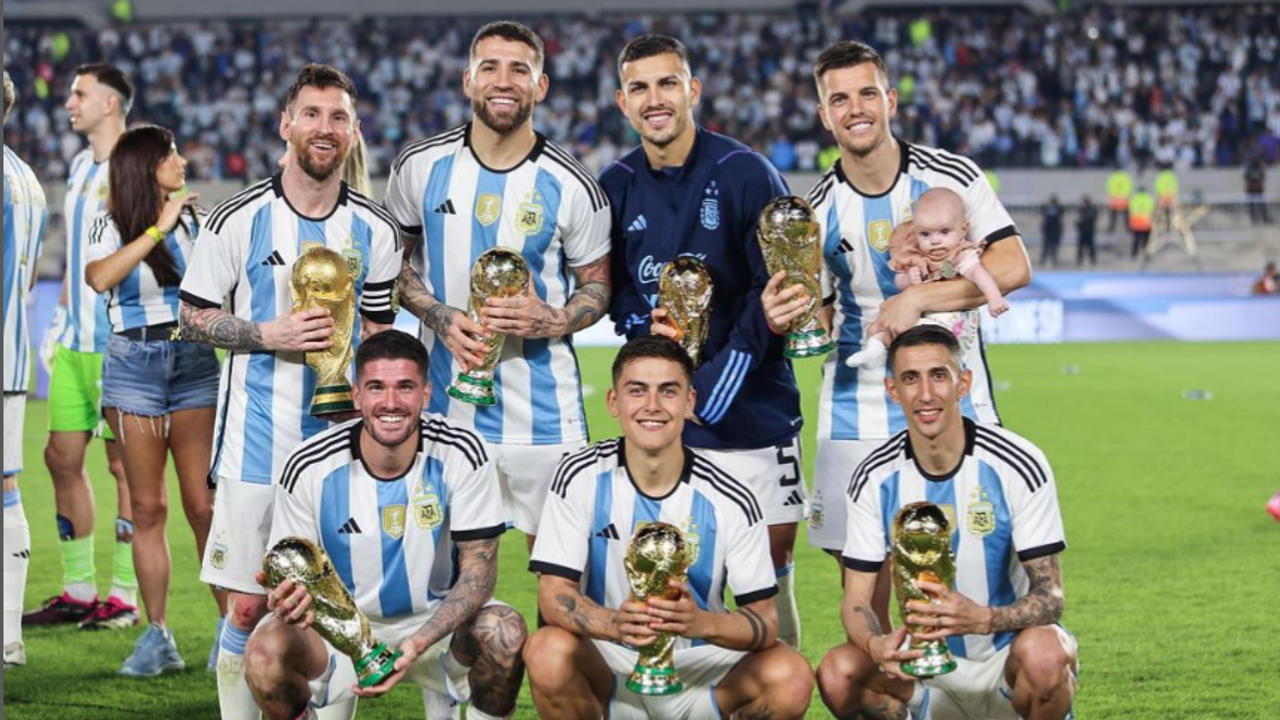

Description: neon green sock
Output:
[61,534,96,597]
[109,517,137,605]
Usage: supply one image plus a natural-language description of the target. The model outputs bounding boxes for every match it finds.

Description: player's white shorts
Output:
[591,639,745,720]
[494,442,582,534]
[200,476,274,594]
[908,643,1016,720]
[694,435,806,525]
[3,393,26,476]
[807,438,887,551]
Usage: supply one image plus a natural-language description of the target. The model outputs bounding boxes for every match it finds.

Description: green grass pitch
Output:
[4,341,1279,719]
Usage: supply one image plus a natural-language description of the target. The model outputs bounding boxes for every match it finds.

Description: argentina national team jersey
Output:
[808,141,1016,442]
[270,415,505,643]
[3,144,48,392]
[842,418,1065,662]
[385,124,610,447]
[530,439,778,652]
[179,175,400,484]
[86,212,197,332]
[60,149,112,352]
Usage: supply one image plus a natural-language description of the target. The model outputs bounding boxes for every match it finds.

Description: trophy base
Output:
[784,328,834,358]
[448,373,496,406]
[901,645,957,679]
[354,642,403,688]
[626,664,683,696]
[310,383,355,417]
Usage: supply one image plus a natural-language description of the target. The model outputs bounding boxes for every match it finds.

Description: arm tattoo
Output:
[397,256,444,323]
[412,537,498,648]
[992,554,1064,632]
[560,257,611,335]
[551,591,616,639]
[853,604,884,635]
[737,606,767,651]
[180,302,265,352]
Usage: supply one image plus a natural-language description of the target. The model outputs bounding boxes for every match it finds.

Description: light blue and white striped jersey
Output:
[385,125,610,447]
[270,415,504,643]
[530,439,778,652]
[86,211,198,332]
[3,144,48,392]
[60,149,112,352]
[179,175,401,484]
[842,418,1065,662]
[809,141,1015,442]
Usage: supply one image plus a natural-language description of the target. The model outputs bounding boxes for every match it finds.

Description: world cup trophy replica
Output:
[624,522,693,695]
[291,245,356,417]
[891,501,958,678]
[262,536,401,688]
[447,247,531,406]
[657,257,713,366]
[757,196,834,358]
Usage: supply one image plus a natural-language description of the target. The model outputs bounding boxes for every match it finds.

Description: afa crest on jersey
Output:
[516,190,545,236]
[967,487,996,537]
[681,517,702,564]
[413,489,444,531]
[700,181,720,230]
[341,244,363,279]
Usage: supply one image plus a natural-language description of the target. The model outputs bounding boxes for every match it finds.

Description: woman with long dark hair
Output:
[85,124,225,676]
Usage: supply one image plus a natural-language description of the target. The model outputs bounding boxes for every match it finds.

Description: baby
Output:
[846,187,1009,368]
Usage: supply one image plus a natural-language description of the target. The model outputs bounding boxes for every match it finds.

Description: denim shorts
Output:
[101,334,221,416]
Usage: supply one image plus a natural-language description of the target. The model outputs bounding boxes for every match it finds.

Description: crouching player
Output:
[243,331,526,720]
[817,325,1077,720]
[524,337,812,720]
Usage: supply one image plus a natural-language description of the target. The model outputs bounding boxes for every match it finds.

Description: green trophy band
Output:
[291,245,357,417]
[891,501,959,678]
[757,195,835,358]
[262,536,401,688]
[448,247,532,406]
[657,256,713,367]
[624,522,693,695]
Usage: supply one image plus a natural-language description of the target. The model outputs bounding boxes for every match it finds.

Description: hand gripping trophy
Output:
[291,245,357,417]
[891,501,958,678]
[448,247,531,405]
[262,536,400,687]
[624,522,693,695]
[757,196,834,358]
[657,256,713,367]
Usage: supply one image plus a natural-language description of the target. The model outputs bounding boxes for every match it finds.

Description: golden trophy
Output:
[657,257,713,366]
[262,536,401,688]
[624,522,693,695]
[757,196,834,358]
[891,501,958,678]
[447,247,531,406]
[291,245,356,417]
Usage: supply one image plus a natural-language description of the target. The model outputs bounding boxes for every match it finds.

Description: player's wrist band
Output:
[144,225,165,243]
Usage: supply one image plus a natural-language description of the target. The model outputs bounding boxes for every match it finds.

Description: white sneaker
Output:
[4,641,27,666]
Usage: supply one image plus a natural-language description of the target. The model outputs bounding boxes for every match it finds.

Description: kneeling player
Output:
[817,325,1077,720]
[243,331,525,720]
[524,337,812,720]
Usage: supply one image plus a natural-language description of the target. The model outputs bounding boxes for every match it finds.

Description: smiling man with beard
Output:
[178,64,400,720]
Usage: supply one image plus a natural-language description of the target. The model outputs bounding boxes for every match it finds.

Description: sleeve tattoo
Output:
[560,256,611,335]
[412,537,499,648]
[991,554,1064,632]
[179,302,266,352]
[737,606,769,651]
[551,591,617,640]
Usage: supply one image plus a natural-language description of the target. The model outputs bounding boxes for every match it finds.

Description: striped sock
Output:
[108,517,137,607]
[4,488,31,645]
[775,563,801,650]
[216,621,259,720]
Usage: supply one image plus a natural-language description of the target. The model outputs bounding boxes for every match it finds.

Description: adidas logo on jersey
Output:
[433,199,457,215]
[626,214,647,233]
[261,250,286,266]
[336,518,363,534]
[782,490,805,507]
[835,238,855,255]
[11,549,29,559]
[593,523,620,540]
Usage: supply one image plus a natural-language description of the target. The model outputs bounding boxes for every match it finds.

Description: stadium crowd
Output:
[4,3,1280,181]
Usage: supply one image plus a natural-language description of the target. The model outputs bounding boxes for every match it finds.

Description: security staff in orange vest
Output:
[1129,187,1155,258]
[1106,167,1133,234]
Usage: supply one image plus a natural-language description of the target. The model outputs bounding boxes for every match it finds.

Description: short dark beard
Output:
[472,96,532,135]
[294,143,343,182]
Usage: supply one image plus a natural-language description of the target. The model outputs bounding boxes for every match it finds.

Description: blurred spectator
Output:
[1130,186,1155,258]
[1253,260,1279,294]
[1076,195,1098,266]
[1041,194,1063,267]
[3,5,1280,181]
[1244,157,1270,224]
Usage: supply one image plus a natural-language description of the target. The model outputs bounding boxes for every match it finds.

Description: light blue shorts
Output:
[101,334,220,416]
